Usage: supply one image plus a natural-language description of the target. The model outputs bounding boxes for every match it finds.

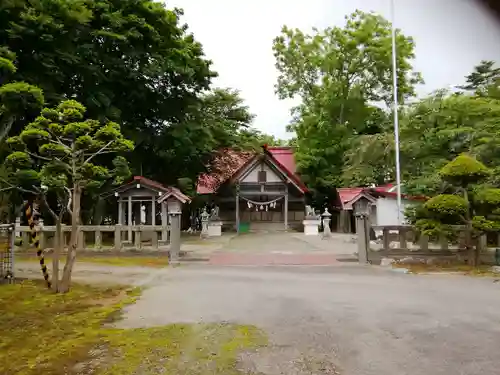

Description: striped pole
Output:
[25,201,51,288]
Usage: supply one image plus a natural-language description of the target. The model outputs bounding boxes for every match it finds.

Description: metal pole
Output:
[391,0,402,223]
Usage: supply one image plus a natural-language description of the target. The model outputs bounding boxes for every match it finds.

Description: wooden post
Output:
[170,213,181,263]
[21,231,29,251]
[151,230,158,250]
[151,197,156,226]
[440,234,449,250]
[382,228,390,251]
[127,196,132,242]
[77,228,85,250]
[39,230,46,251]
[95,229,102,250]
[419,234,429,251]
[356,215,369,264]
[114,224,122,251]
[118,200,123,224]
[15,217,21,237]
[399,227,407,250]
[284,185,288,230]
[161,203,168,242]
[235,189,240,233]
[134,226,142,250]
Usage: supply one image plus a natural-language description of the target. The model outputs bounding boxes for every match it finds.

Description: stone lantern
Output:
[322,208,332,239]
[200,207,210,239]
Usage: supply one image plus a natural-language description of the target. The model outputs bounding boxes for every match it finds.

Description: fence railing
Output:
[15,224,171,252]
[366,224,496,264]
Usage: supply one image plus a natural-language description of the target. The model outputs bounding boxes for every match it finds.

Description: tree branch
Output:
[0,176,39,196]
[38,192,58,221]
[0,115,15,144]
[83,140,114,165]
[26,150,52,162]
[64,186,73,217]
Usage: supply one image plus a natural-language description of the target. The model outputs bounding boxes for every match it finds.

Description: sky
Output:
[166,0,500,139]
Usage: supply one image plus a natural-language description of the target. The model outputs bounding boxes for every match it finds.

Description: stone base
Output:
[303,219,321,236]
[208,221,222,237]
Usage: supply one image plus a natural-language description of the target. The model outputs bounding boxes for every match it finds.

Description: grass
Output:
[392,262,500,277]
[0,281,266,375]
[15,253,170,268]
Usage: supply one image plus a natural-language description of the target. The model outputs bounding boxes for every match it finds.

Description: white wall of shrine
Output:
[240,162,283,183]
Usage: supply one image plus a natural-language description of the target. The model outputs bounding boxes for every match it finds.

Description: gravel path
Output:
[117,265,500,375]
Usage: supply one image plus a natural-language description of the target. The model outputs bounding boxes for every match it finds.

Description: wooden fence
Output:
[366,224,496,264]
[15,224,171,252]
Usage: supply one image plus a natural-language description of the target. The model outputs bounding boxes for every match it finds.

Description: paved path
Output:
[118,265,500,375]
[208,232,357,265]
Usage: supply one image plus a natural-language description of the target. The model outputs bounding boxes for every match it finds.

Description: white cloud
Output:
[165,0,500,139]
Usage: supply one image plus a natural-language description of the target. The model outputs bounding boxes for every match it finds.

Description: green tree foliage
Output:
[459,60,500,98]
[0,46,44,143]
[273,10,422,193]
[0,0,214,177]
[413,154,500,265]
[4,100,133,292]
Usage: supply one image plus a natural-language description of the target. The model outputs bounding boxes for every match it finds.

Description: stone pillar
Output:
[169,213,181,264]
[127,196,132,242]
[322,208,332,239]
[161,203,168,241]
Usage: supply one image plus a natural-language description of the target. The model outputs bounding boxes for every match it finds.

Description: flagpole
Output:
[390,0,402,223]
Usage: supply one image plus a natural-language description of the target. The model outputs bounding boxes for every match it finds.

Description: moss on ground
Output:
[15,254,169,267]
[393,262,500,277]
[0,281,266,375]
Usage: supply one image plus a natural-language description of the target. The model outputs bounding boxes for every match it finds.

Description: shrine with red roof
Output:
[197,145,308,232]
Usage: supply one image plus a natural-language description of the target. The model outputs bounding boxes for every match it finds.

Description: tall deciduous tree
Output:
[0,0,214,174]
[273,10,422,192]
[5,100,133,292]
[0,46,44,143]
[414,154,500,266]
[459,60,500,98]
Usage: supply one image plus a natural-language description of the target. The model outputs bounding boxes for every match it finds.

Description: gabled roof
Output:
[196,146,308,194]
[337,185,426,209]
[337,188,376,210]
[264,146,308,193]
[197,149,254,194]
[103,176,190,202]
[157,186,191,204]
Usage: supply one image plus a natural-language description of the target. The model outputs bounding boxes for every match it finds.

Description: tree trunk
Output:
[92,197,105,225]
[463,189,477,267]
[0,115,14,144]
[51,219,62,292]
[60,184,81,293]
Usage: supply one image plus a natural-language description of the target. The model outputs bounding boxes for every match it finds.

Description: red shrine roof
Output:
[197,146,307,194]
[337,185,426,209]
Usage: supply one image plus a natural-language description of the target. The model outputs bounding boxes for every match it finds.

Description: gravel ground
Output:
[117,265,500,375]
